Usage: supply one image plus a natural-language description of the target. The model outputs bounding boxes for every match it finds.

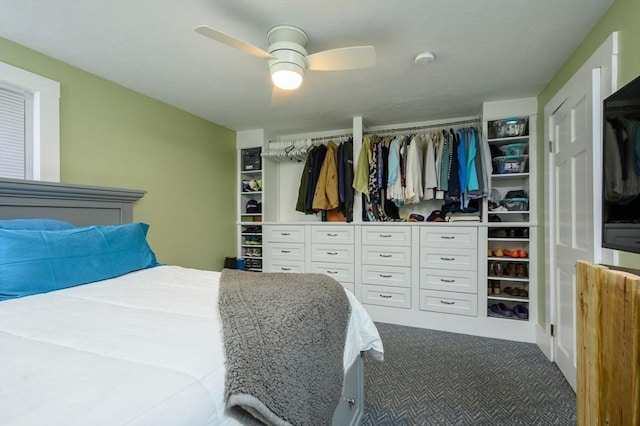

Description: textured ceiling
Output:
[0,0,613,136]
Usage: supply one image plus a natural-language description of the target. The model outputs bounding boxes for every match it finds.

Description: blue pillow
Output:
[0,218,76,230]
[0,223,159,301]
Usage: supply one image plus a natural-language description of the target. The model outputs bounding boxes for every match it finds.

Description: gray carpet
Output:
[362,323,576,425]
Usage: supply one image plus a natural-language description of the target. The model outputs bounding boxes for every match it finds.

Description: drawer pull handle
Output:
[281,250,291,254]
[379,234,392,238]
[379,294,392,298]
[281,232,291,236]
[327,252,338,255]
[440,257,455,261]
[440,236,455,239]
[326,270,338,274]
[280,267,291,271]
[440,300,455,305]
[379,254,392,258]
[327,233,338,237]
[379,274,392,278]
[440,278,455,283]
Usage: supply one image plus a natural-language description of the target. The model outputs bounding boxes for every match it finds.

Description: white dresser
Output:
[418,226,478,316]
[264,225,306,273]
[309,225,355,293]
[359,225,412,309]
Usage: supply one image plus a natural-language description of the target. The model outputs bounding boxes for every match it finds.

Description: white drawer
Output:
[311,226,354,244]
[420,248,477,271]
[420,268,477,294]
[264,260,305,273]
[419,290,478,316]
[420,226,477,248]
[361,284,411,309]
[311,262,354,283]
[266,225,305,243]
[361,226,411,246]
[311,243,354,263]
[361,265,411,288]
[362,245,411,267]
[268,243,305,261]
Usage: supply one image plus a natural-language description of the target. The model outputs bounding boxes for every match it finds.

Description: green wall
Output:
[0,37,237,271]
[537,0,640,322]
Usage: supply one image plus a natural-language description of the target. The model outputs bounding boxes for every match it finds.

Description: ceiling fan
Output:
[195,24,376,105]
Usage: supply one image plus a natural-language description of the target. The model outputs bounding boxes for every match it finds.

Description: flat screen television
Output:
[602,74,640,254]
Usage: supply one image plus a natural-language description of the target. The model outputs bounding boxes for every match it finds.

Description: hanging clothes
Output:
[295,145,317,213]
[423,133,438,200]
[353,135,371,199]
[338,138,354,222]
[305,143,327,212]
[404,134,424,204]
[312,141,339,211]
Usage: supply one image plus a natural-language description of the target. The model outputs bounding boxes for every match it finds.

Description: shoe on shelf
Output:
[494,249,504,257]
[513,304,529,320]
[489,303,514,318]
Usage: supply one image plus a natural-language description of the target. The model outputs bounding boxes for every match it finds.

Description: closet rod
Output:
[310,133,352,143]
[365,118,481,136]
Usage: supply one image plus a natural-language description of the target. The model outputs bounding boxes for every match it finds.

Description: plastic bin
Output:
[493,155,528,174]
[499,143,526,157]
[490,117,529,138]
[500,197,529,211]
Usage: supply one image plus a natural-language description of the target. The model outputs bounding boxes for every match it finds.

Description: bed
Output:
[0,178,384,426]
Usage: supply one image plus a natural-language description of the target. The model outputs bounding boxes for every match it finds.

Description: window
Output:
[0,61,60,182]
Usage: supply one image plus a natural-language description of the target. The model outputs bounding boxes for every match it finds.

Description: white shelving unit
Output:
[482,99,537,324]
[238,147,263,272]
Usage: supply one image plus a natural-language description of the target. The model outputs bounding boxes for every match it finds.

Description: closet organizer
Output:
[255,106,538,343]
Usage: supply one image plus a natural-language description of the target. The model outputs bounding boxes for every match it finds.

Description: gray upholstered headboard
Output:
[0,178,145,225]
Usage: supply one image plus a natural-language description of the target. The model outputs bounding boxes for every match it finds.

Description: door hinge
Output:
[550,324,555,337]
[548,140,553,153]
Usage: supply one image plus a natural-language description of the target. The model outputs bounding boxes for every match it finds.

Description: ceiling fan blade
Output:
[195,25,273,59]
[306,46,376,71]
[271,86,292,106]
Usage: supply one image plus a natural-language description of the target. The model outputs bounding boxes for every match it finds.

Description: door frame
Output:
[541,32,618,364]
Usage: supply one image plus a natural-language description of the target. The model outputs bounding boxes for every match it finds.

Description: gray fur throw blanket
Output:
[219,269,351,426]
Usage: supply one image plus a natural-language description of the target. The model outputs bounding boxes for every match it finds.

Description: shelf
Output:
[241,169,262,174]
[488,256,529,262]
[241,191,262,195]
[487,276,529,283]
[491,172,530,179]
[487,294,529,303]
[487,136,529,144]
[488,210,529,214]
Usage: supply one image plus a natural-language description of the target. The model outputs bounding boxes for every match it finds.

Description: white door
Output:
[549,76,594,390]
[545,33,617,391]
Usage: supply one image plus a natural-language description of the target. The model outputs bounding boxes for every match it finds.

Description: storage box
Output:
[241,147,262,171]
[490,117,529,138]
[499,143,526,157]
[500,197,529,211]
[493,155,528,174]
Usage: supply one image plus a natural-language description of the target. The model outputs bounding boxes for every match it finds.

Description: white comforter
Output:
[0,266,383,426]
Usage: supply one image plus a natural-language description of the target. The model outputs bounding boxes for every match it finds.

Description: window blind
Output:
[0,87,27,179]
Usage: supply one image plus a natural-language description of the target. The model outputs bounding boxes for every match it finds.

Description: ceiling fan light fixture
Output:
[270,62,304,90]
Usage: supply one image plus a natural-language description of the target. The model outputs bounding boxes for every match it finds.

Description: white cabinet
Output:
[311,225,355,293]
[361,225,412,309]
[419,226,478,316]
[263,225,305,273]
